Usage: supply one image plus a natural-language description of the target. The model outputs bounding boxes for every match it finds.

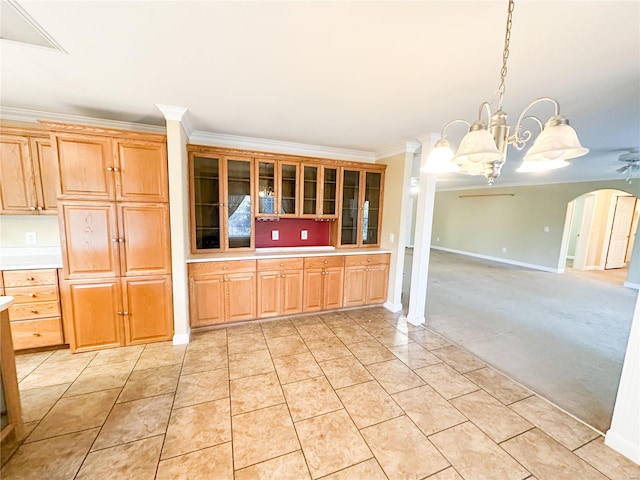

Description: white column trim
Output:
[156,104,193,136]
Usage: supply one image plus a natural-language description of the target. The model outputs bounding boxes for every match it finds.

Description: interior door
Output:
[573,194,596,271]
[606,195,637,269]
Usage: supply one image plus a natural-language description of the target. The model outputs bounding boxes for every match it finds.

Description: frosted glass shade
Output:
[452,128,503,169]
[523,122,589,163]
[422,142,458,173]
[458,160,486,176]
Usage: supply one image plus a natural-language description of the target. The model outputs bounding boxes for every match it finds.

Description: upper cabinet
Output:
[50,128,168,202]
[255,159,300,218]
[301,164,340,219]
[338,168,385,247]
[190,148,254,252]
[0,127,58,215]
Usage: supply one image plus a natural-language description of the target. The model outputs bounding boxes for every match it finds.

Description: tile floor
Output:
[2,307,638,480]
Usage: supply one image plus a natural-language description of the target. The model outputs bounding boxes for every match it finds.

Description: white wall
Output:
[0,215,60,248]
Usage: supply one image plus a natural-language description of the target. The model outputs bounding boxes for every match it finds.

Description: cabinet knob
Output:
[112,238,118,242]
[323,260,328,264]
[29,293,36,298]
[118,238,125,243]
[31,309,38,313]
[367,258,371,263]
[32,332,41,337]
[37,206,44,211]
[30,206,36,211]
[117,311,129,315]
[106,167,114,172]
[113,167,121,172]
[279,263,284,267]
[26,276,35,281]
[222,266,227,270]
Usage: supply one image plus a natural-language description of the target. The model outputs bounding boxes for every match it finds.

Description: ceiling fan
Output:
[616,149,640,182]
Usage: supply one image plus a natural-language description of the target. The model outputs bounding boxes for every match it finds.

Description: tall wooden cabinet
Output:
[44,122,174,352]
[0,126,58,215]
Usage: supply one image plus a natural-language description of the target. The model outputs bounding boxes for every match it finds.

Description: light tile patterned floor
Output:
[2,307,639,479]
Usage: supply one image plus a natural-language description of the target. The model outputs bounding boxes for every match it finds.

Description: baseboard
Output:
[431,246,561,273]
[400,314,425,326]
[172,332,190,345]
[605,430,640,464]
[383,301,403,313]
[624,282,640,290]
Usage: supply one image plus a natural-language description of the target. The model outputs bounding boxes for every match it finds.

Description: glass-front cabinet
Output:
[279,162,299,217]
[301,165,339,219]
[190,151,254,252]
[338,168,384,247]
[256,160,276,216]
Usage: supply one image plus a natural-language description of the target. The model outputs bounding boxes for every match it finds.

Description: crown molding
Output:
[0,106,166,134]
[189,130,376,163]
[375,141,421,160]
[155,104,193,136]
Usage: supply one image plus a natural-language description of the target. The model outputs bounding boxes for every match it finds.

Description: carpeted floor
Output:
[402,249,638,433]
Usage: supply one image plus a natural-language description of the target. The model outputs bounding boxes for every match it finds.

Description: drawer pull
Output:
[33,332,41,337]
[323,260,328,264]
[222,266,227,270]
[29,293,37,298]
[279,263,284,267]
[367,258,371,263]
[31,309,39,314]
[26,276,35,281]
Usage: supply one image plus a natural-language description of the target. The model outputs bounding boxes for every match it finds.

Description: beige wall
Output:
[378,151,412,310]
[0,215,60,248]
[432,179,640,276]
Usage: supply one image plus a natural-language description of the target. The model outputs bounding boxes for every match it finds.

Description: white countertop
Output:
[0,296,14,312]
[188,247,392,263]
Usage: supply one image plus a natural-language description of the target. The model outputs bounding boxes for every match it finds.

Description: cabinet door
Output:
[340,169,361,246]
[226,272,257,322]
[343,265,367,307]
[115,139,168,203]
[366,264,389,304]
[323,267,344,310]
[123,275,173,345]
[321,166,339,218]
[362,171,383,246]
[191,155,222,251]
[257,271,281,318]
[281,269,303,315]
[31,137,59,214]
[225,157,253,250]
[0,135,37,213]
[54,134,115,200]
[279,162,298,217]
[59,202,120,279]
[256,160,276,216]
[60,278,123,352]
[301,165,318,217]
[303,268,324,312]
[189,274,225,327]
[118,203,171,276]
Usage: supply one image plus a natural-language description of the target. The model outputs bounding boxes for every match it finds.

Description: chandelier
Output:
[423,0,589,184]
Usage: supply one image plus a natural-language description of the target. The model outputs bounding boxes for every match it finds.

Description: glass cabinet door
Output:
[226,159,252,249]
[302,165,318,216]
[279,163,298,216]
[340,169,360,245]
[257,161,276,215]
[321,167,338,217]
[193,156,221,250]
[362,171,382,245]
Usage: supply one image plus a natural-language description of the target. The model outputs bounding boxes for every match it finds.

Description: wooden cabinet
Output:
[302,256,344,312]
[190,150,254,252]
[301,164,340,219]
[47,122,173,352]
[257,258,304,318]
[51,130,168,202]
[0,127,58,215]
[256,159,300,218]
[343,254,390,307]
[2,269,64,350]
[337,169,384,247]
[188,260,257,327]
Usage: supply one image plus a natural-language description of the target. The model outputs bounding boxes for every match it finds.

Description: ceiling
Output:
[1,1,639,189]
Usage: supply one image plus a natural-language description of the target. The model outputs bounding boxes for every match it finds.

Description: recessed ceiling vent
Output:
[0,0,66,52]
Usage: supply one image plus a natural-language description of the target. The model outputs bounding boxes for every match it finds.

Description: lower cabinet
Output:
[343,253,390,307]
[189,260,257,327]
[61,274,173,352]
[257,258,304,318]
[302,256,344,312]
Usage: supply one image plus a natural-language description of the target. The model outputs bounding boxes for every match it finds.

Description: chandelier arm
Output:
[507,115,543,150]
[440,119,471,138]
[477,102,493,125]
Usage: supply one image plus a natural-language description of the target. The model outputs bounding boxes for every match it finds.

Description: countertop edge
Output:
[187,248,392,263]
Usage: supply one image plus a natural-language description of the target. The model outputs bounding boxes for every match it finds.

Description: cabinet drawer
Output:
[11,318,64,350]
[304,256,344,269]
[257,258,304,271]
[8,301,60,321]
[3,269,57,287]
[344,253,390,267]
[189,260,256,276]
[4,286,59,304]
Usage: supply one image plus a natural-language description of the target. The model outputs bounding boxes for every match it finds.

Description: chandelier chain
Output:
[497,0,515,109]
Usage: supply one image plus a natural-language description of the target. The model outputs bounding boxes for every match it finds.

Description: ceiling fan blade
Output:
[616,166,630,173]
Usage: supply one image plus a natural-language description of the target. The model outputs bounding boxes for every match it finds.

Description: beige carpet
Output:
[403,248,638,433]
